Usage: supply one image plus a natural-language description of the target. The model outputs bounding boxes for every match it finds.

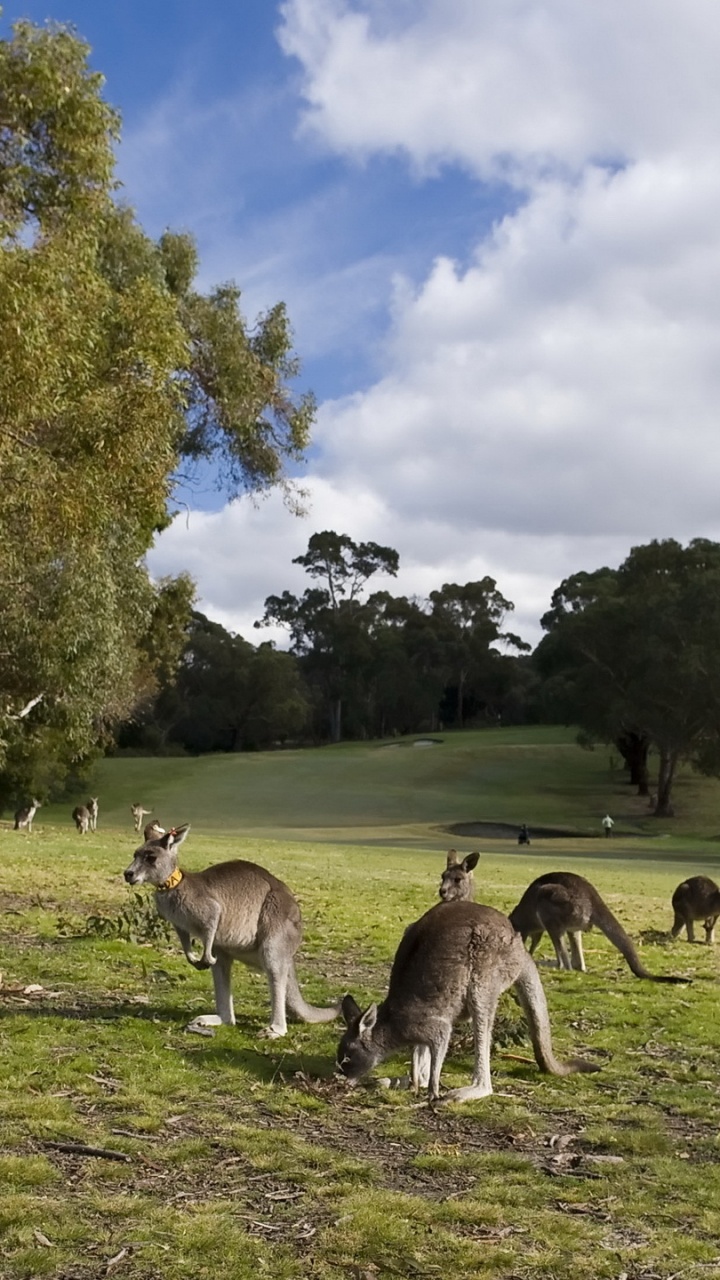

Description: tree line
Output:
[119,530,720,823]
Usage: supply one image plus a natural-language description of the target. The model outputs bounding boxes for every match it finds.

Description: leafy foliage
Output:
[536,538,720,815]
[58,889,175,947]
[0,18,313,802]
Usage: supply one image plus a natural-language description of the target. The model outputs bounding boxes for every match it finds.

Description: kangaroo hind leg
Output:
[547,928,573,970]
[186,952,235,1030]
[258,933,292,1039]
[568,931,586,972]
[440,983,500,1104]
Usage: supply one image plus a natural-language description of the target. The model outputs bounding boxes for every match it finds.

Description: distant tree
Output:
[258,532,398,741]
[429,580,530,728]
[120,612,309,753]
[0,19,313,799]
[535,539,720,816]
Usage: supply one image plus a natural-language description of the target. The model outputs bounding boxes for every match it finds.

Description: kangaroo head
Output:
[438,850,479,901]
[124,824,190,887]
[335,995,382,1081]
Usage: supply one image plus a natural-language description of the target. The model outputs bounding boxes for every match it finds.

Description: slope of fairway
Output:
[38,724,720,844]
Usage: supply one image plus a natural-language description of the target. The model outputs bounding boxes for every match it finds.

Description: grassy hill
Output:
[37,724,720,849]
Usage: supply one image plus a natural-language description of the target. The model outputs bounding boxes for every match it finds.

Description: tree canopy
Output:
[535,538,720,815]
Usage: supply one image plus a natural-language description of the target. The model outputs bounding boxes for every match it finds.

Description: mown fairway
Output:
[1,729,720,1280]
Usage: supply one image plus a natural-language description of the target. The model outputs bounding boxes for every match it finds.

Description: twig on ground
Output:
[43,1140,132,1163]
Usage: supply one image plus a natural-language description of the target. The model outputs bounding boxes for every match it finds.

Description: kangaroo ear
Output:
[463,852,480,872]
[342,994,362,1026]
[168,824,190,848]
[446,849,459,867]
[359,1003,378,1036]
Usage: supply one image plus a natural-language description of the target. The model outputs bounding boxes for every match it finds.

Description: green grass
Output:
[2,729,720,1278]
[38,725,720,844]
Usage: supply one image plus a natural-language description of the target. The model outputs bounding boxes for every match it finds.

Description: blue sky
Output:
[5,2,720,645]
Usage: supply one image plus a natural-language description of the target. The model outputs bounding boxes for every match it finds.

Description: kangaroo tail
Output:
[286,966,341,1024]
[591,900,690,984]
[514,955,600,1077]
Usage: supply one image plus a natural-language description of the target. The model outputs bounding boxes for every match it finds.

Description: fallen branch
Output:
[43,1140,132,1163]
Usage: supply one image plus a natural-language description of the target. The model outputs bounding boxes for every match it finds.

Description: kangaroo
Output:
[14,799,41,832]
[123,825,340,1038]
[337,900,599,1102]
[131,804,152,833]
[671,876,720,944]
[510,871,689,983]
[72,804,90,834]
[143,819,165,842]
[87,797,99,832]
[438,850,479,902]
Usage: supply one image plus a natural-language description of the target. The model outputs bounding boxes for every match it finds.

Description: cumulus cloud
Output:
[279,0,720,178]
[149,0,720,649]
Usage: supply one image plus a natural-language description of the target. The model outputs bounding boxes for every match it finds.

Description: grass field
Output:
[1,729,720,1279]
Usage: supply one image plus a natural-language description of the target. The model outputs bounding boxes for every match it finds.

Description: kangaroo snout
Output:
[123,868,137,884]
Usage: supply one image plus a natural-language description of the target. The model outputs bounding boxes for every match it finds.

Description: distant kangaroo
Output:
[510,871,689,983]
[14,799,41,833]
[438,850,479,902]
[123,825,340,1037]
[72,804,90,834]
[143,819,165,842]
[131,804,152,833]
[337,900,600,1101]
[671,876,720,944]
[87,797,99,832]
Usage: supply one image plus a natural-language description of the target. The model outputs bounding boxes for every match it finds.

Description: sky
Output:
[5,1,720,647]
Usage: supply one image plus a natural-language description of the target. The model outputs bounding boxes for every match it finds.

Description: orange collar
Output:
[158,868,183,892]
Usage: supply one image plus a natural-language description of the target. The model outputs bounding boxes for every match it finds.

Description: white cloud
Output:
[150,1,720,652]
[279,0,720,178]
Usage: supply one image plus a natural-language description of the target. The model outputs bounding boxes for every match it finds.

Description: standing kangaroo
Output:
[510,871,689,983]
[123,825,340,1037]
[14,799,41,832]
[438,850,479,902]
[87,797,99,832]
[131,804,152,833]
[72,804,90,834]
[337,900,599,1101]
[671,876,720,944]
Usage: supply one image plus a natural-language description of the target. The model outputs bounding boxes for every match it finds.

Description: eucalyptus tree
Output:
[0,19,313,800]
[258,532,399,741]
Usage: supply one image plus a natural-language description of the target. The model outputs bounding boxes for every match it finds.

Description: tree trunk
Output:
[616,731,650,795]
[329,697,342,743]
[654,747,678,817]
[456,670,466,729]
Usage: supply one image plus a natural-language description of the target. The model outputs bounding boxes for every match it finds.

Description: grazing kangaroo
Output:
[438,850,479,902]
[72,804,90,834]
[671,876,720,944]
[123,825,340,1038]
[87,797,99,832]
[131,804,152,833]
[14,799,41,832]
[510,871,689,983]
[337,900,599,1101]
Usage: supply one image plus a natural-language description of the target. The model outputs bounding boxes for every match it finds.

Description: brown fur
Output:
[671,875,720,944]
[337,900,599,1101]
[510,871,689,983]
[124,825,339,1037]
